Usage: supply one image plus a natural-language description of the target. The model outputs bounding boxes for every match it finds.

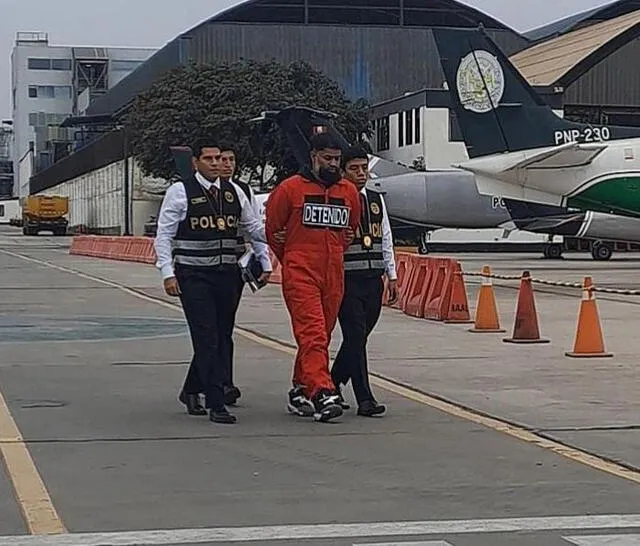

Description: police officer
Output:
[154,141,268,424]
[218,142,272,405]
[331,145,398,417]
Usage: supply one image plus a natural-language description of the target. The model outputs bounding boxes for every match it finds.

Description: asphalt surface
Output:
[0,226,639,545]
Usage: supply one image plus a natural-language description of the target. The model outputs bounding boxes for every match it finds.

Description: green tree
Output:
[124,59,372,189]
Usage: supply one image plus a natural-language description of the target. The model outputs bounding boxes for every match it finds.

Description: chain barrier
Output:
[462,271,640,296]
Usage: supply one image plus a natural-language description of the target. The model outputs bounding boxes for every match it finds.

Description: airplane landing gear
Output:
[543,243,564,259]
[591,240,613,261]
[418,231,430,255]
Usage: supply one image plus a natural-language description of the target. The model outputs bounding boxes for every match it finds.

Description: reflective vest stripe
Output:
[173,254,238,267]
[344,259,386,271]
[344,242,383,255]
[172,239,238,251]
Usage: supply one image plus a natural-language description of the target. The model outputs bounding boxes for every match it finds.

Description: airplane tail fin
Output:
[432,27,640,158]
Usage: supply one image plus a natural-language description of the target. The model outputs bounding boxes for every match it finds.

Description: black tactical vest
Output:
[172,175,243,271]
[234,180,252,201]
[344,189,386,276]
[229,179,253,253]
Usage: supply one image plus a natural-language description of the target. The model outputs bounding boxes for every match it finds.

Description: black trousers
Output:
[331,274,384,404]
[176,265,240,410]
[223,269,245,388]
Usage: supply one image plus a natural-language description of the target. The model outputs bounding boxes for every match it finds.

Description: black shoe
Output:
[210,407,237,424]
[311,389,343,423]
[223,385,241,406]
[336,387,351,410]
[178,391,207,416]
[287,386,315,417]
[357,399,386,417]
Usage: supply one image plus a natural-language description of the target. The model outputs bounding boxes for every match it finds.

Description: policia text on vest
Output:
[154,165,269,425]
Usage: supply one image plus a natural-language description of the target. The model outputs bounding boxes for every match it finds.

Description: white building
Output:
[0,121,13,198]
[10,32,156,199]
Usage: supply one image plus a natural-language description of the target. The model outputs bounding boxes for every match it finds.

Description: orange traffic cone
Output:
[566,277,613,358]
[444,261,474,324]
[503,271,550,344]
[469,265,506,333]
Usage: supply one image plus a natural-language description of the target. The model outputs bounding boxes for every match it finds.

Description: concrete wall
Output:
[36,158,165,236]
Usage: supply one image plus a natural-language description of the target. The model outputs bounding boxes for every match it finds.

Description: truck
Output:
[0,198,20,225]
[22,195,69,236]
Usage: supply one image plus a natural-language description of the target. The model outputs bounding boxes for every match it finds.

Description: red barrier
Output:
[402,256,433,318]
[69,235,156,265]
[423,258,455,321]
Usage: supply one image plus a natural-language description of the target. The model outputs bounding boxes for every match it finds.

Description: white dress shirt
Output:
[362,187,397,281]
[154,172,270,280]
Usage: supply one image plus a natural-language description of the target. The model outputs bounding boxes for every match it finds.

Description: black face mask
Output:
[317,167,341,186]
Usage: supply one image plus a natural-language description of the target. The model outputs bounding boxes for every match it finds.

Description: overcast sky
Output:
[1,0,615,119]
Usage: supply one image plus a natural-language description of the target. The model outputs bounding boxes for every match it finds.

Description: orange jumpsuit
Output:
[266,173,361,400]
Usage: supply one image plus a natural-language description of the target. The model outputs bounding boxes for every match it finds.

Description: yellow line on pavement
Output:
[0,389,67,535]
[3,248,640,497]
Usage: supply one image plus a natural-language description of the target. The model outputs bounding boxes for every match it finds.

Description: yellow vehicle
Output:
[22,195,69,236]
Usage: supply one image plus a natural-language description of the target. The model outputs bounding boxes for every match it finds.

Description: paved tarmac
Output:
[0,226,639,545]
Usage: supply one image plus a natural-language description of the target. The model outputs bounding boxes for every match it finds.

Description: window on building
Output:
[54,86,72,99]
[405,110,413,146]
[27,85,72,99]
[414,108,421,144]
[376,116,390,151]
[111,60,144,71]
[51,59,72,70]
[28,58,51,70]
[449,110,464,142]
[397,112,404,147]
[28,58,71,70]
[0,205,4,217]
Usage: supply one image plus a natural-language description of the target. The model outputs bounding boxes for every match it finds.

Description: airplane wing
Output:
[504,142,608,171]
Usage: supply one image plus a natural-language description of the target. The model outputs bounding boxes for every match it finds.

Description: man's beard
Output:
[317,166,341,185]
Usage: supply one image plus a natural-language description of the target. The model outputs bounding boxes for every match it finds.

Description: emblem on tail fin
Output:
[456,50,505,114]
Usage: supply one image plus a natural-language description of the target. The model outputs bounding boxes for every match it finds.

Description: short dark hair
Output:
[192,140,220,158]
[219,141,236,155]
[341,145,369,169]
[310,132,342,152]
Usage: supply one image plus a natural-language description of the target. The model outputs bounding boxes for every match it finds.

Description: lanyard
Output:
[360,191,373,249]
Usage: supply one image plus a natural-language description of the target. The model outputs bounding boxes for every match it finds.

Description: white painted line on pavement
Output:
[564,535,640,545]
[355,541,452,546]
[1,515,640,545]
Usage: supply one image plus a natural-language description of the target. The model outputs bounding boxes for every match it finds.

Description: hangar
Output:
[26,0,640,237]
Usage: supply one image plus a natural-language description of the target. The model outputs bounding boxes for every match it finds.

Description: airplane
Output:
[434,27,640,260]
[431,26,640,236]
[247,106,635,260]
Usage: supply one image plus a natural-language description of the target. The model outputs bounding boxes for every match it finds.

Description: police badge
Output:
[362,234,373,249]
[217,217,227,230]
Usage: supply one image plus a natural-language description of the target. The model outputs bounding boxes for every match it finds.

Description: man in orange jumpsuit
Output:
[266,132,361,422]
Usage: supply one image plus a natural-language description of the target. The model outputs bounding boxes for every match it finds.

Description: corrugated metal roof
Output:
[523,1,616,41]
[511,9,640,86]
[523,0,640,42]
